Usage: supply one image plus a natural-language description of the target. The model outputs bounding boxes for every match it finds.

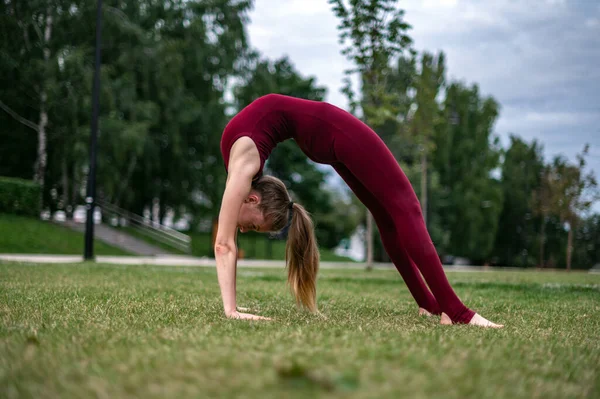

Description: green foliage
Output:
[234,55,327,109]
[545,147,599,224]
[433,83,504,261]
[314,196,363,250]
[573,214,600,268]
[533,147,600,269]
[411,52,446,150]
[399,162,448,248]
[0,0,253,225]
[0,177,41,217]
[494,136,545,266]
[329,0,413,125]
[95,0,254,223]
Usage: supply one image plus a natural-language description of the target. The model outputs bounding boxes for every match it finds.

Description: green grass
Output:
[1,263,599,399]
[0,214,131,255]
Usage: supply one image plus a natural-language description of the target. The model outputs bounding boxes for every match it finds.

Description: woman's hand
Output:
[226,310,272,320]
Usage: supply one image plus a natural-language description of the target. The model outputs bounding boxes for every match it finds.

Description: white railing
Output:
[96,199,191,253]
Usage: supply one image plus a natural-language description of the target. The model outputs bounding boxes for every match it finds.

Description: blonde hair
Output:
[252,175,320,312]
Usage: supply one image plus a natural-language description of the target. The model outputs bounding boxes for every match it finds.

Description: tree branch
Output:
[0,100,39,131]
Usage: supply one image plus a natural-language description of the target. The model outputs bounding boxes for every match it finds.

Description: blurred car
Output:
[73,205,102,224]
[53,210,66,222]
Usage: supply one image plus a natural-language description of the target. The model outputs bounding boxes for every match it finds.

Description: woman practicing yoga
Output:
[216,93,502,328]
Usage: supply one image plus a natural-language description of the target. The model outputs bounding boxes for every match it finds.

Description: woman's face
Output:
[237,194,269,233]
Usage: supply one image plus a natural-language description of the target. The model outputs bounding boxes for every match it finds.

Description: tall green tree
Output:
[433,82,503,261]
[0,0,94,206]
[573,213,600,269]
[533,164,555,267]
[1,0,255,227]
[544,147,598,270]
[329,0,413,266]
[47,44,95,215]
[409,51,445,226]
[494,136,544,266]
[102,0,254,224]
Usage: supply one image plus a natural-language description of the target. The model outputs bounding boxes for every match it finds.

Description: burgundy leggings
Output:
[330,114,475,324]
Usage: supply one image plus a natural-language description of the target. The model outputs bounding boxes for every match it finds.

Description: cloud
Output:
[585,18,600,28]
[524,111,597,126]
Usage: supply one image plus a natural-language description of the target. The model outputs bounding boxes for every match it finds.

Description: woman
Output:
[216,93,502,327]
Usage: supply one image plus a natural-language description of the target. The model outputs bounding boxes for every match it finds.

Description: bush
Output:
[0,176,41,217]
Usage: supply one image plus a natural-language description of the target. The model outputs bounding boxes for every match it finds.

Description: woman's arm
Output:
[214,137,269,320]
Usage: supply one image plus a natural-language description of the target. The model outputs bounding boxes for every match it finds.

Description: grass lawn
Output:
[1,263,599,399]
[0,214,131,255]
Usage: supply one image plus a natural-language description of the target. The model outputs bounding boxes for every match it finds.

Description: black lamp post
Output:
[84,0,103,260]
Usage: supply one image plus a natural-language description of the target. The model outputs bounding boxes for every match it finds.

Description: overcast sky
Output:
[246,0,600,210]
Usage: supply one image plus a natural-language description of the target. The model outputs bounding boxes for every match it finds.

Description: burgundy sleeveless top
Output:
[220,93,342,179]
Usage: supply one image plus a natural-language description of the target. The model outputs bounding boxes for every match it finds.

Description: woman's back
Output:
[221,94,349,172]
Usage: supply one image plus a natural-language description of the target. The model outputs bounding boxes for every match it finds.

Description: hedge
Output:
[0,176,41,217]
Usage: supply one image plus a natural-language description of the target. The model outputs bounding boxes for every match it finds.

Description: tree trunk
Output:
[159,203,167,226]
[420,149,428,227]
[158,189,168,226]
[72,174,79,212]
[539,216,546,268]
[114,155,139,207]
[36,95,48,187]
[62,155,70,218]
[566,223,573,271]
[35,10,53,203]
[366,211,374,270]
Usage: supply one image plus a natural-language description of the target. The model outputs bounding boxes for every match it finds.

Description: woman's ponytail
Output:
[251,175,320,312]
[285,203,319,312]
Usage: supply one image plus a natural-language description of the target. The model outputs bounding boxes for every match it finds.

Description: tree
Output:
[573,213,600,269]
[0,0,90,206]
[329,0,413,267]
[545,147,599,270]
[495,136,544,266]
[409,51,445,226]
[433,82,503,262]
[533,164,554,267]
[106,0,254,225]
[234,55,326,109]
[1,0,255,229]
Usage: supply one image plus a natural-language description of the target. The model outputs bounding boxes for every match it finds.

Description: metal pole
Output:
[84,0,103,260]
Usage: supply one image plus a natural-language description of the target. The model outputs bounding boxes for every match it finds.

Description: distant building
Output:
[334,225,366,262]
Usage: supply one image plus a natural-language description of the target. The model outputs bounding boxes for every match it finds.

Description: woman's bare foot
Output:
[441,312,504,328]
[418,307,433,317]
[440,312,453,325]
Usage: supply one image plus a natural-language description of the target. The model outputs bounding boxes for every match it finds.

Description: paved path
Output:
[0,254,542,272]
[2,254,591,273]
[63,221,173,256]
[0,254,371,268]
